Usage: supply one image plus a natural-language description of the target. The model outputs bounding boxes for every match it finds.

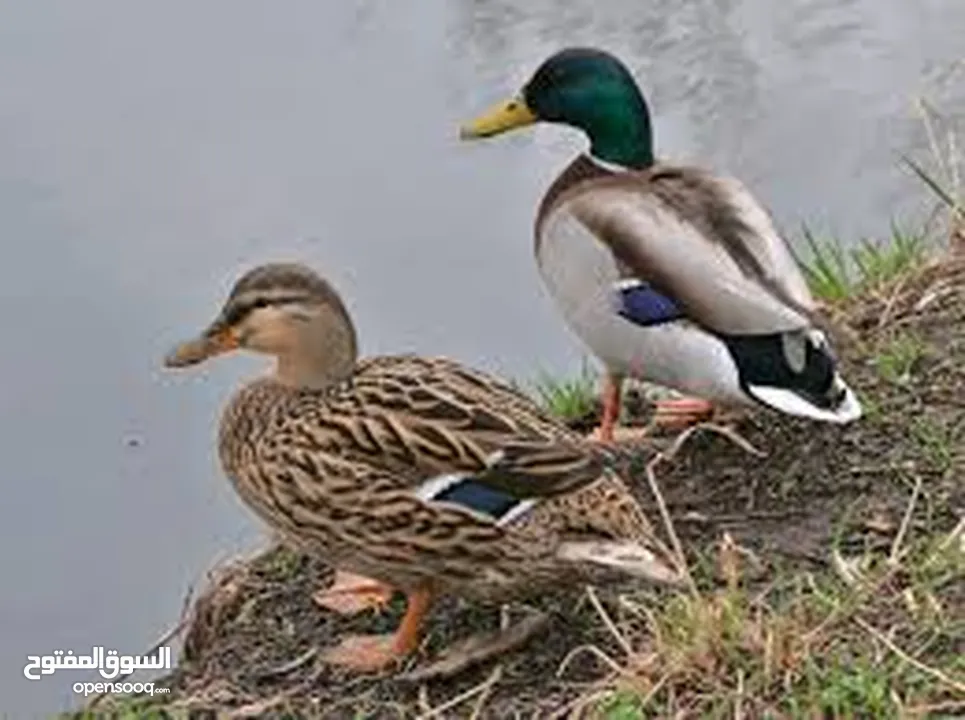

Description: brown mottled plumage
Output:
[164,262,680,671]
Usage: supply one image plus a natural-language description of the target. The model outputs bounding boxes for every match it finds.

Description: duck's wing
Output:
[563,165,818,335]
[326,356,606,502]
[264,447,675,589]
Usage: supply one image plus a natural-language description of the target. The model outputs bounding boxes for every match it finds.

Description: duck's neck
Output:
[274,315,358,391]
[275,352,353,390]
[587,154,635,174]
[581,97,654,170]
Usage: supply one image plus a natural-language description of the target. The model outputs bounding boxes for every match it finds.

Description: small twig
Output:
[854,616,965,695]
[467,665,502,720]
[830,549,866,587]
[584,586,635,659]
[546,686,616,720]
[87,583,195,709]
[636,671,672,709]
[416,685,432,715]
[905,700,965,718]
[665,422,766,462]
[876,271,913,329]
[413,669,505,720]
[466,604,512,720]
[618,597,670,683]
[938,516,965,553]
[644,459,697,596]
[229,688,301,719]
[174,678,251,715]
[734,667,745,720]
[399,611,547,683]
[638,425,754,597]
[254,647,317,682]
[889,476,923,565]
[890,688,906,717]
[150,582,196,657]
[910,516,965,579]
[696,422,768,458]
[556,643,624,679]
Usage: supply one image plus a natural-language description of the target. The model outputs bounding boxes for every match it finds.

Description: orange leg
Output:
[320,587,434,672]
[590,374,652,445]
[653,397,715,429]
[313,570,395,616]
[594,373,623,445]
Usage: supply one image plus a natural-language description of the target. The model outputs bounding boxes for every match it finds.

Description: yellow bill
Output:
[459,97,538,140]
[163,326,239,368]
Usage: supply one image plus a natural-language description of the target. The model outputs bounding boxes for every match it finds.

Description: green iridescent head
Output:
[461,48,654,169]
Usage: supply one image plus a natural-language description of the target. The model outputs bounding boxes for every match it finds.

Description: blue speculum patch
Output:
[615,280,683,326]
[433,479,519,520]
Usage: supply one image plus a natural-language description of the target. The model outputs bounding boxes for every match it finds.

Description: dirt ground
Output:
[83,253,964,719]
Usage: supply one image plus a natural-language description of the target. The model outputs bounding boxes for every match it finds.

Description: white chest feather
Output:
[536,209,622,335]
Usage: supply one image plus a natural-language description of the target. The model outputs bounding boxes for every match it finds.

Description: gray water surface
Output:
[2,1,963,713]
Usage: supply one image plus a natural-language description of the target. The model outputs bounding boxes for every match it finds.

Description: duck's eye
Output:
[251,298,270,309]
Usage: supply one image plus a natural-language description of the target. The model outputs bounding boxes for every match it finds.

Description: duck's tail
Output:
[556,540,686,586]
[747,373,862,424]
[724,327,863,424]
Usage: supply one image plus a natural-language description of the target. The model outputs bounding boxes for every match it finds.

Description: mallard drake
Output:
[460,47,862,443]
[163,262,680,671]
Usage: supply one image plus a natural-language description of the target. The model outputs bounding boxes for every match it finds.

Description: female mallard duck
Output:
[163,262,680,671]
[460,47,862,443]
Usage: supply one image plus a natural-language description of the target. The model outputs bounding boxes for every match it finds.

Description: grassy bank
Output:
[73,166,964,719]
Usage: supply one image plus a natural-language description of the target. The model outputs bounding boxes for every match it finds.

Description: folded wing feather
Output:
[567,168,817,336]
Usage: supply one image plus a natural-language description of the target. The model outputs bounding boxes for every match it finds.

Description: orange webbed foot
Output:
[319,633,401,672]
[652,397,715,429]
[320,587,434,673]
[587,425,652,445]
[313,570,395,616]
